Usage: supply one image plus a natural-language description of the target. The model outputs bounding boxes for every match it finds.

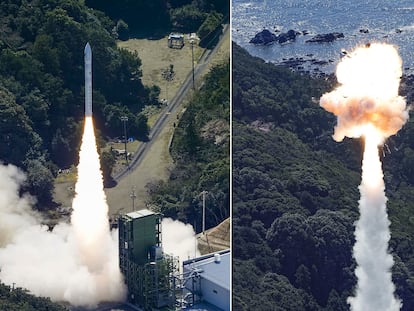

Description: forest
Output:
[148,60,230,233]
[0,0,227,209]
[232,43,414,310]
[85,0,229,43]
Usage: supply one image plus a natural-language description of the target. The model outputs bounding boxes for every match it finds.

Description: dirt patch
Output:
[197,218,230,255]
[201,119,230,146]
[53,181,75,208]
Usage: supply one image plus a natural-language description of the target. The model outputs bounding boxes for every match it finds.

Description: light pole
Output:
[120,116,128,166]
[191,39,195,90]
[130,186,137,212]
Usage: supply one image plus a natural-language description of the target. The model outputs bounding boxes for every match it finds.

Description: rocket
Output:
[84,42,92,116]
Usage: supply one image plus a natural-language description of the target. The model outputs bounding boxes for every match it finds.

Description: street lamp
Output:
[120,116,128,166]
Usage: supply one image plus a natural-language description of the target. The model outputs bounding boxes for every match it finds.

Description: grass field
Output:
[118,35,204,103]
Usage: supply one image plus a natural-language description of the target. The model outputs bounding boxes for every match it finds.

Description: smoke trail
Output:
[320,43,408,311]
[0,117,126,307]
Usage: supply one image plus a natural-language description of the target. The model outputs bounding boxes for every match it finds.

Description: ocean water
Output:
[232,0,414,74]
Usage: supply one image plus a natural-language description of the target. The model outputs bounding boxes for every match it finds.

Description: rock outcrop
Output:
[250,29,300,45]
[249,29,278,45]
[305,32,344,43]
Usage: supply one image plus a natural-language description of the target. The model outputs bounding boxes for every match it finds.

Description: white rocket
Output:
[84,42,92,116]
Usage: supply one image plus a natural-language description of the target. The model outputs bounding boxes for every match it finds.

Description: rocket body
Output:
[84,42,92,116]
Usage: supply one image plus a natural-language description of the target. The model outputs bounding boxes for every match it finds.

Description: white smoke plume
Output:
[161,218,200,265]
[320,43,408,311]
[0,117,126,307]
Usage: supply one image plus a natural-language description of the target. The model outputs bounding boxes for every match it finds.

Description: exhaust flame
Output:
[0,117,126,307]
[71,117,114,271]
[320,43,408,311]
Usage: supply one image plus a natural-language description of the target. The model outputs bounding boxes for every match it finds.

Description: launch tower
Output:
[118,209,179,309]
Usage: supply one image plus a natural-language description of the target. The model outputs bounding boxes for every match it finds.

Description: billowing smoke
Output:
[320,43,408,311]
[162,218,200,265]
[0,117,126,307]
[321,43,408,143]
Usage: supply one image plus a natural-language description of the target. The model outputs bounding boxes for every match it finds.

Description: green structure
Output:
[119,209,161,265]
[118,209,179,310]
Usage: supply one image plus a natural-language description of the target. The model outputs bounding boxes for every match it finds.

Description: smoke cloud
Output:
[161,218,200,265]
[320,43,409,142]
[320,43,407,311]
[0,118,126,307]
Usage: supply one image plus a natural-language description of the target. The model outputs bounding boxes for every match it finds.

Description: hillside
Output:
[232,43,414,310]
[197,218,230,255]
[148,59,230,234]
[0,0,158,209]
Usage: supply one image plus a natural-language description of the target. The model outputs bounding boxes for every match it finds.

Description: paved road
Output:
[113,25,229,182]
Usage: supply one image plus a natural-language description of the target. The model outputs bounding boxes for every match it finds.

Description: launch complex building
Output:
[118,210,230,311]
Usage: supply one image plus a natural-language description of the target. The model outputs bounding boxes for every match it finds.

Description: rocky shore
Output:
[249,29,344,45]
[248,27,413,77]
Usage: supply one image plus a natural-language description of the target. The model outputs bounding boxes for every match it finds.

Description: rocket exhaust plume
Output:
[0,43,126,306]
[320,43,408,311]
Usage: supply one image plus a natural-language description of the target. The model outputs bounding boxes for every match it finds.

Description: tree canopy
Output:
[0,282,67,311]
[85,0,229,36]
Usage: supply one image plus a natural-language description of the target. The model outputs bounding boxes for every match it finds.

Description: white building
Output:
[182,249,230,311]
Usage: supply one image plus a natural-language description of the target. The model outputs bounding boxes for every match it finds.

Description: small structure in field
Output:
[168,33,184,49]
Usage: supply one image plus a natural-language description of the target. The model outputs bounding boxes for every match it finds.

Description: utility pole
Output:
[130,186,137,212]
[166,78,168,103]
[191,39,195,90]
[120,116,129,166]
[201,190,208,235]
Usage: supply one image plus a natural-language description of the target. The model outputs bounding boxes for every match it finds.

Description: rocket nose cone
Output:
[84,42,91,55]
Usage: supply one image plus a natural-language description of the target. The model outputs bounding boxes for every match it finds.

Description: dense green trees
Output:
[198,11,223,48]
[85,0,170,35]
[0,282,67,311]
[148,61,229,232]
[0,86,41,166]
[85,0,229,44]
[232,43,414,310]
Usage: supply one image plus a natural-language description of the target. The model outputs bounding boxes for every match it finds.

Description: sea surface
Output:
[232,0,414,74]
